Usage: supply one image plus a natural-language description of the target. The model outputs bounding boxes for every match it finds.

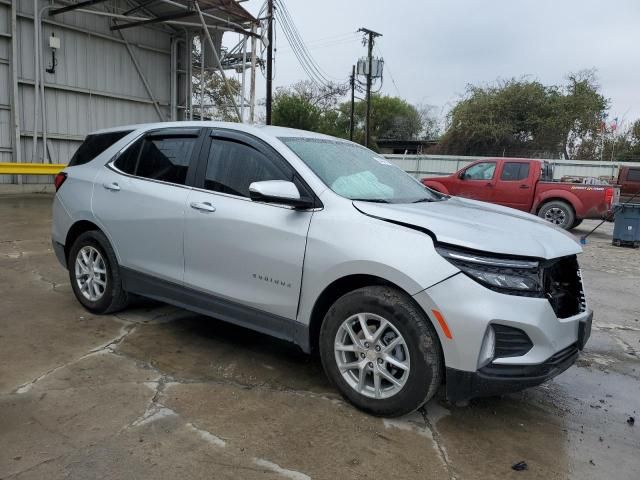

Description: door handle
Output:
[485,182,493,187]
[103,182,120,191]
[190,201,216,213]
[519,184,530,189]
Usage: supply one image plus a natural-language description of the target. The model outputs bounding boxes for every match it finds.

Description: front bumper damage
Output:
[446,310,591,402]
[413,271,593,402]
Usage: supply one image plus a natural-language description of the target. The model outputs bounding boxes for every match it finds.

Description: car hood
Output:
[353,196,582,259]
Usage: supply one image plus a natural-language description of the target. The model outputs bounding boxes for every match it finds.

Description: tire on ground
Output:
[67,230,130,314]
[319,285,443,417]
[538,200,576,230]
[570,218,583,229]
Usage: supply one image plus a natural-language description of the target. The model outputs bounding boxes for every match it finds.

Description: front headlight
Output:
[436,245,543,296]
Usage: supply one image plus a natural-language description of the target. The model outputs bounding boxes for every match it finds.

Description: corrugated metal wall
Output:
[385,154,634,181]
[1,0,188,185]
[0,2,12,170]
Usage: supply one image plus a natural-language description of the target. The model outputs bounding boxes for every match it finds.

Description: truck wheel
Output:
[570,219,583,229]
[68,230,130,314]
[538,201,575,230]
[319,286,443,417]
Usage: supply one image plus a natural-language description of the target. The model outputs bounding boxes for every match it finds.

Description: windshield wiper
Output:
[412,197,435,203]
[352,198,391,203]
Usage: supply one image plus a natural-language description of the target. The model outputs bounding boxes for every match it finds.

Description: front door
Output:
[184,130,313,321]
[93,128,203,283]
[454,161,497,202]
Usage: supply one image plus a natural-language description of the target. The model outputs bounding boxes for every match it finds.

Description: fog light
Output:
[478,326,496,368]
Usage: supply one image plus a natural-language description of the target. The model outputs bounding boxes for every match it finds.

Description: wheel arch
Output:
[534,193,581,218]
[306,274,440,356]
[422,180,450,195]
[64,220,102,263]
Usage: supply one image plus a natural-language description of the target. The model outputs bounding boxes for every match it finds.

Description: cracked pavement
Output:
[1,194,639,479]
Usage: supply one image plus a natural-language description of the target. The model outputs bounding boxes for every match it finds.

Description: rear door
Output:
[93,127,204,283]
[491,161,533,210]
[454,161,497,202]
[183,130,314,321]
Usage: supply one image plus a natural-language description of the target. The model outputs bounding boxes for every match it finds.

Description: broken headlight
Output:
[436,245,543,297]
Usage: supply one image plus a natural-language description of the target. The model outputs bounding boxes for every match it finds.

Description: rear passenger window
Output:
[628,169,640,182]
[204,139,291,197]
[135,136,197,185]
[501,162,530,181]
[69,131,131,166]
[114,139,142,175]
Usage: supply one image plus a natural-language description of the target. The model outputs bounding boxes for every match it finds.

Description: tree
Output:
[272,92,322,131]
[271,82,425,150]
[272,80,348,132]
[437,71,608,159]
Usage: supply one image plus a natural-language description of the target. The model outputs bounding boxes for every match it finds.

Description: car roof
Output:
[90,121,339,142]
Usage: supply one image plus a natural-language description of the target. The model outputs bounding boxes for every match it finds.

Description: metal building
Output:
[0,0,257,186]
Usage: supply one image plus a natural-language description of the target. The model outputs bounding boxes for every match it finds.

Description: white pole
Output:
[249,24,257,123]
[200,33,205,120]
[194,1,241,122]
[32,0,39,162]
[240,36,247,123]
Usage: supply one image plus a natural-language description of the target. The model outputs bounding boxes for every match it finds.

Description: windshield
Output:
[279,137,441,203]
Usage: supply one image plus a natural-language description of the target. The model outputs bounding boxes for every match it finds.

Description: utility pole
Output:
[249,23,257,123]
[349,65,355,141]
[266,0,274,125]
[358,28,381,148]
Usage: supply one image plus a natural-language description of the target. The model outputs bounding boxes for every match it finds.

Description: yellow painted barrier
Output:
[0,163,67,175]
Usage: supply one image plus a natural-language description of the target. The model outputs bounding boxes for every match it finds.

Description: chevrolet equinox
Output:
[52,122,593,416]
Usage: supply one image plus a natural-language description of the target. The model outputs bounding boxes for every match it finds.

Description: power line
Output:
[274,0,348,88]
[374,45,400,97]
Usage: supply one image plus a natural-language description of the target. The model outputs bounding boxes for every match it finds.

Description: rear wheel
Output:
[538,200,575,230]
[68,230,129,314]
[319,286,443,417]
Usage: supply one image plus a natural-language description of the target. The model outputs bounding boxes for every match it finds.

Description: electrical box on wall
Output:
[49,34,60,50]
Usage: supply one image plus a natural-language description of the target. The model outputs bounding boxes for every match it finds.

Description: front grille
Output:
[493,324,533,358]
[480,343,579,378]
[543,255,585,318]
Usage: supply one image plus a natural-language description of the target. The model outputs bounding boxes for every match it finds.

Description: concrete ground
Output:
[1,193,638,480]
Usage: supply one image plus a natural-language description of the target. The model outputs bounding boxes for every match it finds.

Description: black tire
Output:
[570,219,583,229]
[67,230,130,314]
[538,200,575,230]
[319,286,443,417]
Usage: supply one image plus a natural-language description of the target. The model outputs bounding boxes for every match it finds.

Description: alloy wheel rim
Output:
[544,207,567,225]
[75,246,107,302]
[334,313,410,399]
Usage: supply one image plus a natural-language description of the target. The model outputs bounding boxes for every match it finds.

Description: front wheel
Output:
[319,286,443,417]
[538,200,575,230]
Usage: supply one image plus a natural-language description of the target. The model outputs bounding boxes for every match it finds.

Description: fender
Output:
[532,189,583,217]
[422,180,450,195]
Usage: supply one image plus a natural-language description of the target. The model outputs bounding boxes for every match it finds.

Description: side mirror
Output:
[459,171,467,180]
[248,180,314,209]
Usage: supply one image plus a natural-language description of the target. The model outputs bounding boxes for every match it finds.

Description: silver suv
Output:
[52,122,593,416]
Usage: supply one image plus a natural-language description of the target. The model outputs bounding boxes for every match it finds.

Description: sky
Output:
[224,0,640,127]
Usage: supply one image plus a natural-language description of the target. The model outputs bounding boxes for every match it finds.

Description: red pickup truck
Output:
[617,166,640,203]
[421,158,618,230]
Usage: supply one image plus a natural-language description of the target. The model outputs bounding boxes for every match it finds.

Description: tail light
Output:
[605,187,614,206]
[54,172,67,192]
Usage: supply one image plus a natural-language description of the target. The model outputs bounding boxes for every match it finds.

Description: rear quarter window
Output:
[68,131,132,167]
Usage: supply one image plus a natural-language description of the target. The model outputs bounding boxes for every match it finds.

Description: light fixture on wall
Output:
[45,32,60,74]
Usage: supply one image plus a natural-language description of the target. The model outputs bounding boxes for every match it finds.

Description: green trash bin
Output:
[612,203,640,248]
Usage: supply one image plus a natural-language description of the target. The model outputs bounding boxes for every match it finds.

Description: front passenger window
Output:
[204,139,291,197]
[464,162,496,180]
